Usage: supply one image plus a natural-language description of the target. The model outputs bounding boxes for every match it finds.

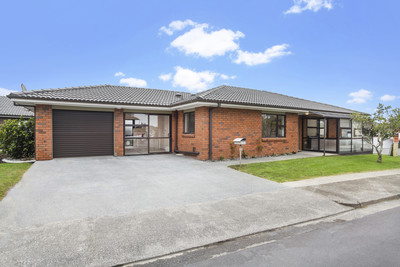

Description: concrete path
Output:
[214,151,335,166]
[0,188,350,267]
[284,169,400,187]
[301,174,400,207]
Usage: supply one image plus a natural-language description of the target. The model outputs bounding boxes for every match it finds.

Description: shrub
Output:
[229,142,236,159]
[256,138,263,153]
[219,156,225,161]
[0,117,35,159]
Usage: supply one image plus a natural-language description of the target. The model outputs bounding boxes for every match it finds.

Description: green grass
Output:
[229,154,400,183]
[0,163,32,200]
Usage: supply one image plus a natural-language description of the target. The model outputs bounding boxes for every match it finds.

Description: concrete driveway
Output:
[0,154,284,230]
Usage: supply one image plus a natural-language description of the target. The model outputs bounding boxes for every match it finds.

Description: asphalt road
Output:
[130,205,400,267]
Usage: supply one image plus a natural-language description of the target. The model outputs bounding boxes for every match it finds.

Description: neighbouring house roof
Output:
[0,96,33,118]
[8,84,356,114]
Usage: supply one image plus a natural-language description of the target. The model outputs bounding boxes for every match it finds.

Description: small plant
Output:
[242,149,248,158]
[0,117,35,159]
[272,152,275,157]
[251,155,256,158]
[256,138,263,153]
[229,142,236,159]
[219,156,225,161]
[292,151,297,154]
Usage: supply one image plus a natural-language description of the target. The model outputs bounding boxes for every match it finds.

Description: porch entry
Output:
[302,117,373,154]
[302,118,338,153]
[124,113,171,155]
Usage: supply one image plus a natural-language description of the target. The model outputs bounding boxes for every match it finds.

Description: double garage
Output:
[52,110,114,158]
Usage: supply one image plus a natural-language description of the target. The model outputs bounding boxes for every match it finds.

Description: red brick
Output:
[114,109,124,156]
[35,104,53,160]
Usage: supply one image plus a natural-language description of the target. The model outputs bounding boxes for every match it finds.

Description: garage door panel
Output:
[53,110,113,158]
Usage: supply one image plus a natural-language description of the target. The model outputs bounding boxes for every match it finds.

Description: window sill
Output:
[182,133,195,138]
[262,138,287,142]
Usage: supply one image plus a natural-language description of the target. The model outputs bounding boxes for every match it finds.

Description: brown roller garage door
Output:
[53,110,114,158]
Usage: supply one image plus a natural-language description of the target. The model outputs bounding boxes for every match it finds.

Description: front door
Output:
[124,113,171,155]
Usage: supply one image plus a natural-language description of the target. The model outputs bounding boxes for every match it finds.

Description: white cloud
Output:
[172,66,217,92]
[159,19,196,35]
[114,72,125,77]
[233,44,292,66]
[119,77,147,87]
[347,89,373,104]
[380,94,399,102]
[170,23,244,58]
[0,87,15,96]
[285,0,333,14]
[220,74,236,80]
[171,66,235,92]
[159,73,172,82]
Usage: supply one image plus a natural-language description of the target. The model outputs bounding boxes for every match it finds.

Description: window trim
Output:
[183,111,195,134]
[262,113,286,138]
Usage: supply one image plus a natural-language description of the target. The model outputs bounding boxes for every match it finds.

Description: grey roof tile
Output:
[173,85,356,114]
[0,96,33,117]
[8,84,356,114]
[9,85,192,106]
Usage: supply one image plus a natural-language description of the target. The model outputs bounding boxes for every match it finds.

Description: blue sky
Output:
[1,0,399,112]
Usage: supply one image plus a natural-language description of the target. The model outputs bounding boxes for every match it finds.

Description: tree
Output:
[0,117,35,159]
[351,104,400,163]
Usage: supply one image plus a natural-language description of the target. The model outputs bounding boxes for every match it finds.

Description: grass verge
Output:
[229,154,400,183]
[0,163,32,200]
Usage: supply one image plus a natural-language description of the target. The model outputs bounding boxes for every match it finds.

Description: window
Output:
[184,112,195,134]
[262,114,286,138]
[339,118,352,139]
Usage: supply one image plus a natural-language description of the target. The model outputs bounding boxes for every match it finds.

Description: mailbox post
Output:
[233,137,246,167]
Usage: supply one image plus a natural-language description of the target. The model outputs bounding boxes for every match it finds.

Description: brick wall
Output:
[35,104,53,160]
[327,118,337,138]
[172,107,299,161]
[173,107,210,160]
[114,109,124,156]
[211,108,298,160]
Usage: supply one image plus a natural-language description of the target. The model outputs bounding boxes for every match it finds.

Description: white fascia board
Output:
[10,98,173,111]
[219,103,309,114]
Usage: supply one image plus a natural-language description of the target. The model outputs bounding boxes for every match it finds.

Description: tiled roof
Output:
[0,96,33,117]
[9,85,192,106]
[172,85,356,114]
[8,84,356,114]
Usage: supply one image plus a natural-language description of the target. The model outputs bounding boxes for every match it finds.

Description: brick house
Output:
[8,85,372,161]
[0,96,33,125]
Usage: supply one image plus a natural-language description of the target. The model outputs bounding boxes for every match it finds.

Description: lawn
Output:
[229,154,400,183]
[0,163,32,200]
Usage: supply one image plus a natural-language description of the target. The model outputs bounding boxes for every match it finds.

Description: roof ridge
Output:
[10,84,110,95]
[9,84,190,96]
[195,85,227,99]
[222,85,356,113]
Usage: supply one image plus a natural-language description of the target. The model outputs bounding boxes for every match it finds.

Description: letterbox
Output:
[233,137,246,145]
